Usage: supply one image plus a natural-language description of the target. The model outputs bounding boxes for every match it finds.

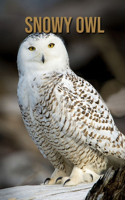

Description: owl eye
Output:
[48,43,55,48]
[28,46,36,51]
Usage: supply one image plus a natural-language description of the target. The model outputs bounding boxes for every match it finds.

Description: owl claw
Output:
[55,176,63,184]
[63,178,71,186]
[90,174,93,181]
[44,177,51,185]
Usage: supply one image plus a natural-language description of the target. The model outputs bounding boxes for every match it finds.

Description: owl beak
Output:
[41,54,45,63]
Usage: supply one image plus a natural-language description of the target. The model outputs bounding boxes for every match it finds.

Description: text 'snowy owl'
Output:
[17,33,125,186]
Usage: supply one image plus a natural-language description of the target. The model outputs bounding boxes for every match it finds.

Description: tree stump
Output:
[85,166,125,200]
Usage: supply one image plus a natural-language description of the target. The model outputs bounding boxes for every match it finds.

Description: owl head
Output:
[17,32,69,75]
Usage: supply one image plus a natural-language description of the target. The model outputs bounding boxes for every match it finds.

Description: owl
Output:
[17,32,125,186]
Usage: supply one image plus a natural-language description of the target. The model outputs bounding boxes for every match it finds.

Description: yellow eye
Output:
[28,46,36,51]
[48,43,55,48]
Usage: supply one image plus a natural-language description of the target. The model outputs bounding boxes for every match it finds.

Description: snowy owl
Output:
[17,32,125,186]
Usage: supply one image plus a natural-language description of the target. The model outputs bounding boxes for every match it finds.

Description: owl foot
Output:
[44,167,100,186]
[62,166,100,186]
[43,168,67,185]
[62,174,92,186]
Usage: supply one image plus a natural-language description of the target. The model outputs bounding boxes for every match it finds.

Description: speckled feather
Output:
[17,33,125,185]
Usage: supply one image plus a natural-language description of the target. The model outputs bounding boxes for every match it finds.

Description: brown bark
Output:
[85,166,125,200]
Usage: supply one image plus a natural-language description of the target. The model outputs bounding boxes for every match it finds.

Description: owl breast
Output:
[17,72,64,146]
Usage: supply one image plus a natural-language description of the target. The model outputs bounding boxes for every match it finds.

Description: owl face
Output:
[17,33,69,75]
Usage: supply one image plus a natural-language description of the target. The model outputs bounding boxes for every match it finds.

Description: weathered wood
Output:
[0,182,94,200]
[1,166,125,199]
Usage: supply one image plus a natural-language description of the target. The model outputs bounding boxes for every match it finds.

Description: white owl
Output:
[17,32,125,186]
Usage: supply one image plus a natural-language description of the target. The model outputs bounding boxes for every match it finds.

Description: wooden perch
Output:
[1,166,125,200]
[0,182,94,200]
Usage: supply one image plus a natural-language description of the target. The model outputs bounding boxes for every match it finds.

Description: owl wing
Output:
[53,73,125,159]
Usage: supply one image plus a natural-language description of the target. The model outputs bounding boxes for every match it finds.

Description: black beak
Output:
[41,54,45,63]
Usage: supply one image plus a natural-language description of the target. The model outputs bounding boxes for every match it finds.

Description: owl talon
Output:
[55,176,63,184]
[90,174,93,181]
[63,178,71,186]
[44,177,51,185]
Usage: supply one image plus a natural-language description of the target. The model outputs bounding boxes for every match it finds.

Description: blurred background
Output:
[0,0,125,189]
